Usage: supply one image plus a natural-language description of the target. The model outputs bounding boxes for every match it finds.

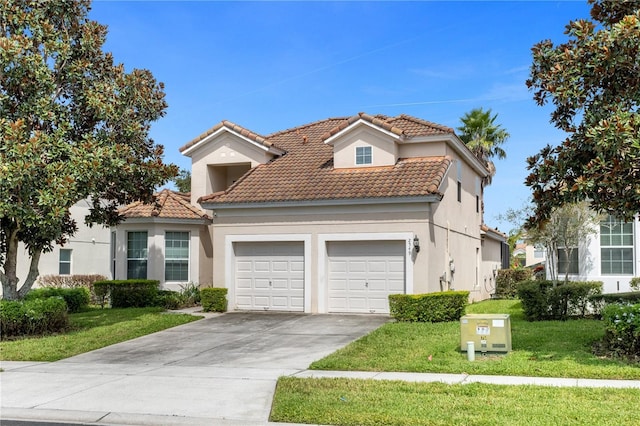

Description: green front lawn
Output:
[0,307,200,361]
[310,299,640,379]
[271,377,640,426]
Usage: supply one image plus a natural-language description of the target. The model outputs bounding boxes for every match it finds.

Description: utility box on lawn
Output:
[460,314,511,353]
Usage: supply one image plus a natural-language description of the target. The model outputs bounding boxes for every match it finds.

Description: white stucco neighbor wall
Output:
[14,200,112,291]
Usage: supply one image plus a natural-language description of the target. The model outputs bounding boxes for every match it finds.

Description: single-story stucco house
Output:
[112,112,508,313]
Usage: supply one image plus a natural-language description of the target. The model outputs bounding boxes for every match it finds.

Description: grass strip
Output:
[310,300,640,379]
[0,307,200,361]
[270,377,640,426]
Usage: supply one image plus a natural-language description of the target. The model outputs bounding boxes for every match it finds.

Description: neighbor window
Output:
[355,146,372,165]
[557,248,578,275]
[534,245,544,259]
[127,231,148,279]
[600,215,634,275]
[165,231,189,281]
[59,249,71,275]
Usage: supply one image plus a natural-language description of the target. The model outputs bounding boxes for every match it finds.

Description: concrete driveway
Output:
[1,312,388,425]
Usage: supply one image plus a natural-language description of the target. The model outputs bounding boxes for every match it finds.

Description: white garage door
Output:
[328,241,405,313]
[234,241,304,311]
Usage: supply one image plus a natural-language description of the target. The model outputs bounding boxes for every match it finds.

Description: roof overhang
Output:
[201,194,442,211]
[181,126,285,157]
[115,217,212,226]
[409,134,489,178]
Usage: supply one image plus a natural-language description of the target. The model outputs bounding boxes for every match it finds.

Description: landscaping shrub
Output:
[593,292,640,305]
[201,287,228,312]
[155,290,182,310]
[94,280,160,308]
[178,282,201,306]
[630,277,640,292]
[388,291,469,322]
[495,268,532,299]
[25,287,90,313]
[517,280,602,321]
[0,297,68,337]
[37,274,108,304]
[598,303,640,360]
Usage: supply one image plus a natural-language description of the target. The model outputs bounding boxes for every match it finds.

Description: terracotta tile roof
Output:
[197,114,454,206]
[120,189,212,221]
[179,120,278,154]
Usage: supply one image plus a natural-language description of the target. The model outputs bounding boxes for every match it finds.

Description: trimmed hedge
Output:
[599,303,640,360]
[517,280,603,321]
[201,288,228,312]
[94,280,160,308]
[25,287,90,313]
[0,297,69,337]
[495,268,532,299]
[388,291,469,322]
[591,292,640,305]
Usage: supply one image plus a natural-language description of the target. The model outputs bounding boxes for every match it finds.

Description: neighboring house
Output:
[544,214,640,294]
[14,199,112,285]
[113,113,507,313]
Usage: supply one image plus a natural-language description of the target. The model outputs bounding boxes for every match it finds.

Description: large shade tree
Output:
[0,0,177,299]
[457,107,509,186]
[525,0,640,227]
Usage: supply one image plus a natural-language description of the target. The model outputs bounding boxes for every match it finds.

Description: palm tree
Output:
[457,108,509,185]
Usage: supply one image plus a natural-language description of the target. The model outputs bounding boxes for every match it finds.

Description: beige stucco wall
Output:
[188,132,274,204]
[112,221,204,291]
[332,126,398,168]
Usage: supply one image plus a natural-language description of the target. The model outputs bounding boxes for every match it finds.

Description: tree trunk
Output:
[0,229,41,300]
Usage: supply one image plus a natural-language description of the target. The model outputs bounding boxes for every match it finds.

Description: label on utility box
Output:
[492,319,505,328]
[476,325,490,335]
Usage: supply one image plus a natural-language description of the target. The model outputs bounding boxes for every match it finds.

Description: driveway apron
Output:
[1,312,388,425]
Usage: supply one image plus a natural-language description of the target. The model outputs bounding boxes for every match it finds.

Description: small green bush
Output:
[630,277,640,292]
[0,297,69,337]
[201,287,228,312]
[388,291,469,322]
[599,303,640,360]
[25,287,90,313]
[517,280,602,321]
[593,292,640,305]
[94,280,160,308]
[37,274,107,304]
[495,268,532,299]
[155,290,182,310]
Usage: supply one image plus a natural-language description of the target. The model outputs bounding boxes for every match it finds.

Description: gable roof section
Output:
[196,115,454,207]
[119,189,211,222]
[179,120,285,157]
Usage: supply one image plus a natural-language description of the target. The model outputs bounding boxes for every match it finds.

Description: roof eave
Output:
[181,126,285,157]
[201,195,442,210]
[410,134,489,177]
[324,119,404,146]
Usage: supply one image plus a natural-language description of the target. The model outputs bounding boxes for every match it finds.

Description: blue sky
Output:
[90,0,592,232]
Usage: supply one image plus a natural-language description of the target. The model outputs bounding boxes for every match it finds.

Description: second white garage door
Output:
[327,240,406,314]
[234,241,304,311]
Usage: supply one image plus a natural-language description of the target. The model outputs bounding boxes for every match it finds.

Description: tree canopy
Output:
[525,0,640,227]
[173,169,191,193]
[0,0,177,299]
[457,107,509,186]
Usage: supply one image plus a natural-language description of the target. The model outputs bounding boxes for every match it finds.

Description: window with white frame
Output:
[59,249,71,275]
[165,231,189,281]
[557,247,578,275]
[355,146,372,165]
[127,231,148,279]
[600,215,634,275]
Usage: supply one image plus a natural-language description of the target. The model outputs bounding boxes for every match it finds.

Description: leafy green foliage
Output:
[388,291,469,322]
[94,279,159,308]
[24,287,90,313]
[172,168,191,193]
[37,274,107,304]
[592,291,640,304]
[457,107,509,185]
[525,0,640,225]
[631,277,640,292]
[517,280,603,321]
[599,303,640,360]
[201,287,228,312]
[0,0,177,299]
[495,268,532,299]
[1,297,68,337]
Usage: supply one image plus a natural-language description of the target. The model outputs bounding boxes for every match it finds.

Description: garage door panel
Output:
[328,240,406,314]
[234,242,305,312]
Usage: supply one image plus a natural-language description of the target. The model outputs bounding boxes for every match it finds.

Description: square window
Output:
[355,146,372,165]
